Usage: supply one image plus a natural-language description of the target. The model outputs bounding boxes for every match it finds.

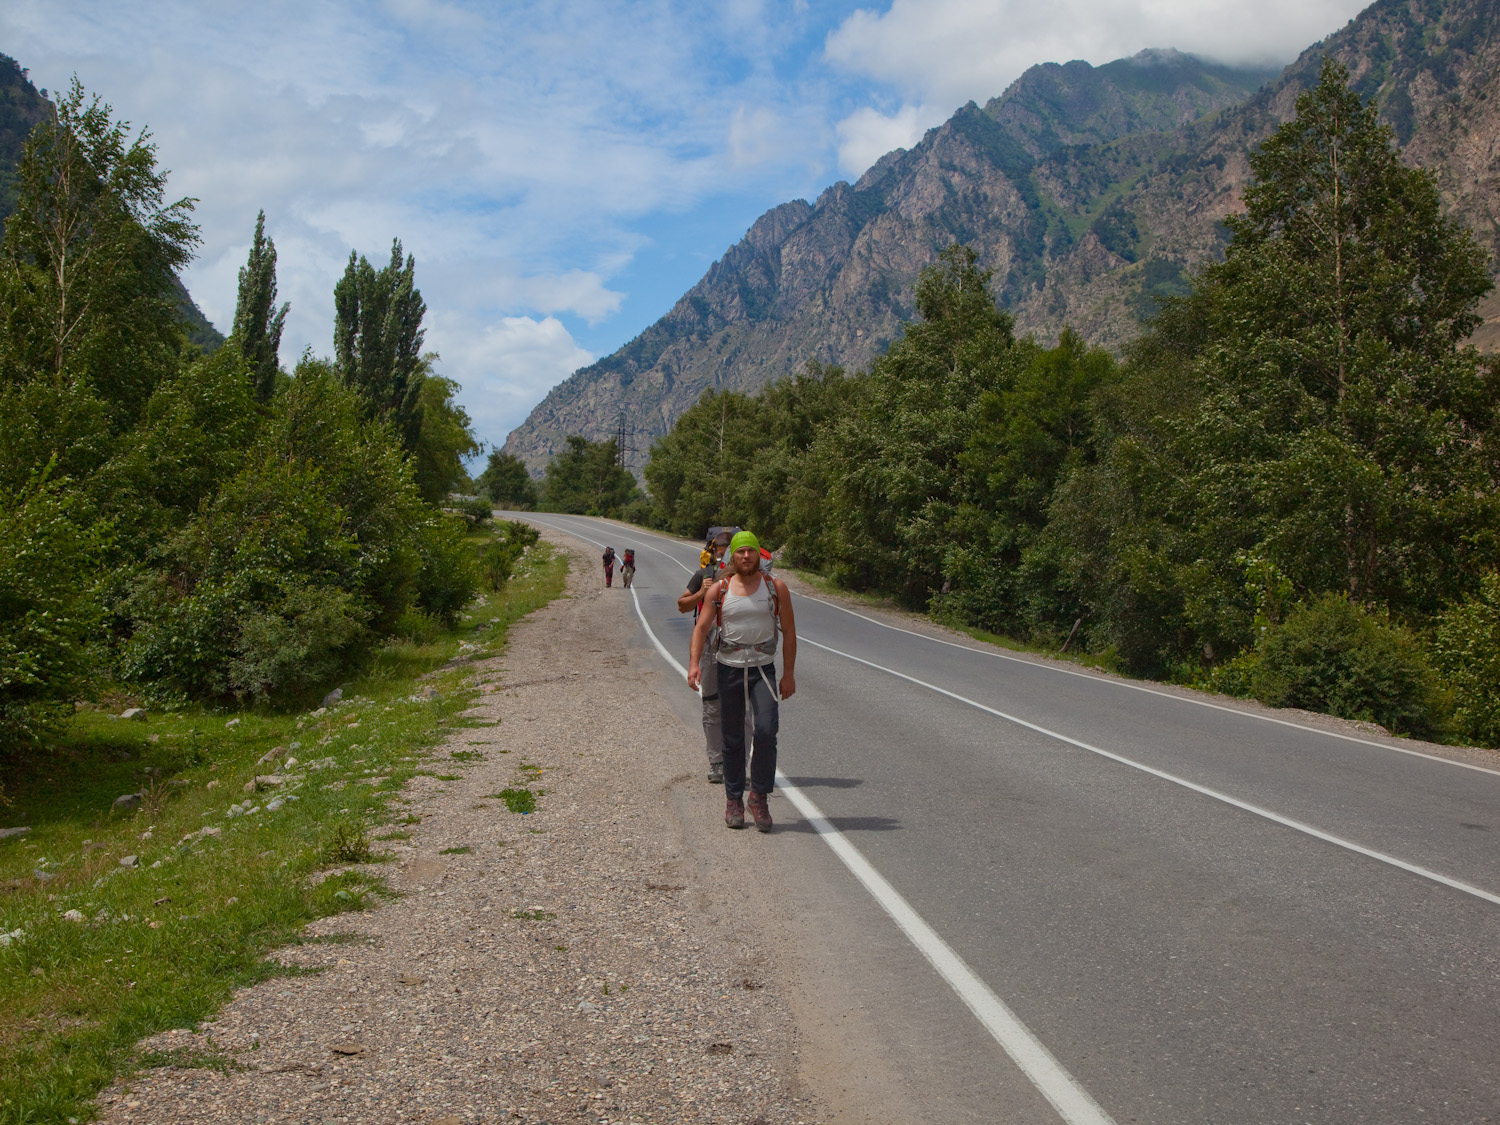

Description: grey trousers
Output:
[699,645,751,768]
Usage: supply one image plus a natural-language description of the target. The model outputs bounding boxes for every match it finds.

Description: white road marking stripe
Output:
[798,594,1500,779]
[530,512,1500,777]
[801,636,1500,910]
[532,513,1500,907]
[625,584,1117,1125]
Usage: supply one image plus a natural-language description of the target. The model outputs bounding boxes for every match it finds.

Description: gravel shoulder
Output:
[96,530,822,1125]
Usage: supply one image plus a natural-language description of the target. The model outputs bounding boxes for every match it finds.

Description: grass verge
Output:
[0,535,568,1124]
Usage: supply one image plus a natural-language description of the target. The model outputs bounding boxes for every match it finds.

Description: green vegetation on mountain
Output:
[642,62,1500,744]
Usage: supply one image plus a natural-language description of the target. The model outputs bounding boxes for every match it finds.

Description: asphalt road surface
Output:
[523,512,1500,1125]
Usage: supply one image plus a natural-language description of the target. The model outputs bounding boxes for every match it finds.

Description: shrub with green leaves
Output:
[1433,572,1500,747]
[0,474,103,746]
[479,519,540,591]
[118,365,428,705]
[1250,593,1446,738]
[414,513,479,625]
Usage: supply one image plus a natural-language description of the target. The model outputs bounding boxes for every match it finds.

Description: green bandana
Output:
[729,530,760,555]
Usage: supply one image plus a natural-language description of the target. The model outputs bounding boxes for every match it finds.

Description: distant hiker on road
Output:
[679,530,737,783]
[621,548,636,588]
[602,546,616,588]
[688,530,796,832]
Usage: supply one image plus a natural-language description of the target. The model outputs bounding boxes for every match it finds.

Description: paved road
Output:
[523,512,1500,1124]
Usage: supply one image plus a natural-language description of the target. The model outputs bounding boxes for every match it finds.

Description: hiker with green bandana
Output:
[687,530,797,832]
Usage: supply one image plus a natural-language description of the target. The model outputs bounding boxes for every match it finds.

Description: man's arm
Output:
[686,580,721,690]
[676,569,706,614]
[774,577,796,700]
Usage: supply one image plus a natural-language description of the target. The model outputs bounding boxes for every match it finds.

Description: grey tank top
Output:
[716,576,777,667]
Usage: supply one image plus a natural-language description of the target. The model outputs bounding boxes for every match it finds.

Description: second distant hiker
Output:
[602,545,616,588]
[621,548,636,588]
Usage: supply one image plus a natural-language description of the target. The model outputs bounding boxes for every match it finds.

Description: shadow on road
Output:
[783,776,864,789]
[776,815,901,835]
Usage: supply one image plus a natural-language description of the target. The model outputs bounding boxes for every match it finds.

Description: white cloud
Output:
[834,103,937,177]
[826,0,1368,110]
[438,315,597,450]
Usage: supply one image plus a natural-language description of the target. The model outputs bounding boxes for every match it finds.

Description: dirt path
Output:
[97,532,820,1125]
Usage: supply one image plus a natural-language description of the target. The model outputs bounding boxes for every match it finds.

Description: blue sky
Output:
[1,0,1368,457]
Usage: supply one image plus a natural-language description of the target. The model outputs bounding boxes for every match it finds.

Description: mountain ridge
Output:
[505,0,1500,476]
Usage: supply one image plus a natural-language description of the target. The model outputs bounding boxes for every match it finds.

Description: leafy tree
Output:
[0,78,198,429]
[820,244,1020,604]
[333,239,427,453]
[644,388,770,537]
[477,450,538,510]
[231,210,288,403]
[1048,60,1499,674]
[0,470,103,748]
[540,435,639,516]
[411,369,479,505]
[95,344,262,557]
[117,359,434,703]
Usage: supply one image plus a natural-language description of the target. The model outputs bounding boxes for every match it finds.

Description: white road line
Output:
[626,584,1117,1125]
[532,513,1500,905]
[801,636,1500,910]
[535,511,1500,905]
[524,512,1500,778]
[798,594,1500,779]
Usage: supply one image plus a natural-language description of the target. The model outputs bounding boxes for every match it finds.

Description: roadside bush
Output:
[1250,593,1446,738]
[413,514,479,626]
[227,583,371,702]
[1432,572,1500,746]
[0,475,103,747]
[392,609,440,645]
[451,496,493,528]
[118,458,371,704]
[479,520,540,591]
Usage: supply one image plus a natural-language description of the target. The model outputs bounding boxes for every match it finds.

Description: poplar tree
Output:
[231,210,288,402]
[332,239,426,453]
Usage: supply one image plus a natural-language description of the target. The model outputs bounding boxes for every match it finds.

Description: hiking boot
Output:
[746,790,772,833]
[707,763,724,785]
[725,797,745,829]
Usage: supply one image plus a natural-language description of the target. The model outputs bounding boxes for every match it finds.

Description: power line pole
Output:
[613,410,636,469]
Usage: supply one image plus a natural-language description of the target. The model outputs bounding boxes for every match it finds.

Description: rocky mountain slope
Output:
[505,0,1500,475]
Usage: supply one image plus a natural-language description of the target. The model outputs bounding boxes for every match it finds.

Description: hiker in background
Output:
[678,530,742,784]
[602,545,616,588]
[688,530,797,832]
[621,548,636,588]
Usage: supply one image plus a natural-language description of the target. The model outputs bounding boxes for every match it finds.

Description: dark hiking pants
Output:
[718,661,778,801]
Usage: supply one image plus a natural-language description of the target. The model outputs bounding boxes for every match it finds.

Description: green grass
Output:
[437,846,472,855]
[491,787,537,815]
[0,537,568,1124]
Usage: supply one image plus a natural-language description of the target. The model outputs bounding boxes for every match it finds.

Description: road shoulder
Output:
[96,531,819,1125]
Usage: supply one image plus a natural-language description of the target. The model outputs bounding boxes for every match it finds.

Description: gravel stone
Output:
[96,531,821,1125]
